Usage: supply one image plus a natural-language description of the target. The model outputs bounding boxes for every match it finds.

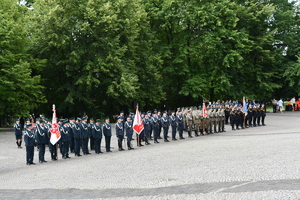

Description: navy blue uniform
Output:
[151,116,159,143]
[169,115,177,140]
[161,115,169,141]
[81,122,90,154]
[68,122,75,153]
[103,122,112,152]
[88,122,95,150]
[73,122,82,156]
[24,128,35,165]
[92,123,102,153]
[176,114,184,139]
[125,120,134,149]
[116,121,125,150]
[36,125,47,162]
[14,123,22,140]
[143,117,151,139]
[60,125,71,158]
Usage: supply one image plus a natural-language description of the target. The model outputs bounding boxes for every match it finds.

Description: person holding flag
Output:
[133,105,145,146]
[50,105,61,161]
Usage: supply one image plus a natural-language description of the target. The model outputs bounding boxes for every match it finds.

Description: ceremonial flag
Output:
[50,104,61,145]
[133,105,144,135]
[243,97,248,115]
[203,102,208,118]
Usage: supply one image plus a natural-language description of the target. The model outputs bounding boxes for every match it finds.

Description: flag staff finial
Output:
[52,104,55,110]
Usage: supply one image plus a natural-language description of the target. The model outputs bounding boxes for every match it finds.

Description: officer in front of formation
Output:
[35,120,47,163]
[89,118,95,151]
[14,118,23,148]
[60,119,71,159]
[24,123,35,165]
[92,119,103,154]
[125,116,134,150]
[116,116,125,151]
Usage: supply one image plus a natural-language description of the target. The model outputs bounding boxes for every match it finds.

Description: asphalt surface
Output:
[1,111,300,199]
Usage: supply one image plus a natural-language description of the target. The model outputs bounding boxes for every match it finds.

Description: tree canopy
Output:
[0,0,299,119]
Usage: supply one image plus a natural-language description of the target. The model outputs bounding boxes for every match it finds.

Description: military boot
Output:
[188,131,193,138]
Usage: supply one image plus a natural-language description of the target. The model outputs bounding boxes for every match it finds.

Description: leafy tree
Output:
[0,0,45,120]
[30,0,164,117]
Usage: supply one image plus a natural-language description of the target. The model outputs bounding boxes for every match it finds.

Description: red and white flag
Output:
[203,102,208,118]
[133,105,144,135]
[50,104,61,145]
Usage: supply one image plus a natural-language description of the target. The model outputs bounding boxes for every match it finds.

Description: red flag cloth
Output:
[203,103,208,118]
[133,106,144,135]
[50,108,61,145]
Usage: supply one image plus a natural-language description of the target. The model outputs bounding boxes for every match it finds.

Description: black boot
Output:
[195,131,199,137]
[188,131,193,138]
[16,141,19,148]
[154,139,159,143]
[144,137,151,145]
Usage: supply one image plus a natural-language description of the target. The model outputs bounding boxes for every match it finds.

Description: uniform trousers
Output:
[38,143,45,161]
[26,146,34,164]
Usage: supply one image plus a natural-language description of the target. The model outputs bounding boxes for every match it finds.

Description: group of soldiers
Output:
[14,101,267,165]
[15,117,113,165]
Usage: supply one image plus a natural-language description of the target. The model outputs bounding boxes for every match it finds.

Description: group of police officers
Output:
[14,101,266,165]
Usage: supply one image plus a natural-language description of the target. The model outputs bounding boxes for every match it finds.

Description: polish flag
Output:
[203,102,208,118]
[50,104,61,145]
[133,105,144,135]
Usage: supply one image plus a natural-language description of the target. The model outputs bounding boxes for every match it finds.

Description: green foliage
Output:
[0,0,45,118]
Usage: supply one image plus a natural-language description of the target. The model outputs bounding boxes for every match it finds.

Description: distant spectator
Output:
[291,97,296,111]
[278,98,283,113]
[272,99,277,113]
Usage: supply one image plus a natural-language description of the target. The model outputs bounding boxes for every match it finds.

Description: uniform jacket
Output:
[24,129,35,146]
[103,123,112,137]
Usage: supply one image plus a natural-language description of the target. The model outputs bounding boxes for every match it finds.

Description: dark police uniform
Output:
[103,120,112,152]
[24,124,35,165]
[151,114,160,143]
[81,121,90,155]
[176,112,185,139]
[92,120,103,154]
[35,122,47,163]
[73,119,82,156]
[60,121,71,159]
[116,119,125,151]
[14,120,23,148]
[125,119,134,150]
[169,113,177,140]
[161,112,170,142]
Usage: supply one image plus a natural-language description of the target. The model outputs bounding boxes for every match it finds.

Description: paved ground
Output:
[1,112,300,199]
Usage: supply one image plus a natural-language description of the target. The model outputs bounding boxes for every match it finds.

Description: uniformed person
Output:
[73,118,82,157]
[261,104,266,126]
[157,110,162,139]
[116,116,125,151]
[35,120,47,163]
[89,118,95,151]
[92,119,103,154]
[230,107,236,130]
[161,111,170,142]
[177,110,185,139]
[103,118,112,152]
[143,112,151,140]
[186,110,193,138]
[60,119,71,159]
[170,111,177,140]
[151,112,160,143]
[248,104,253,127]
[14,118,23,148]
[192,110,200,137]
[68,117,75,153]
[225,104,230,125]
[252,104,258,127]
[125,116,134,150]
[257,104,262,126]
[24,123,35,165]
[81,117,90,155]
